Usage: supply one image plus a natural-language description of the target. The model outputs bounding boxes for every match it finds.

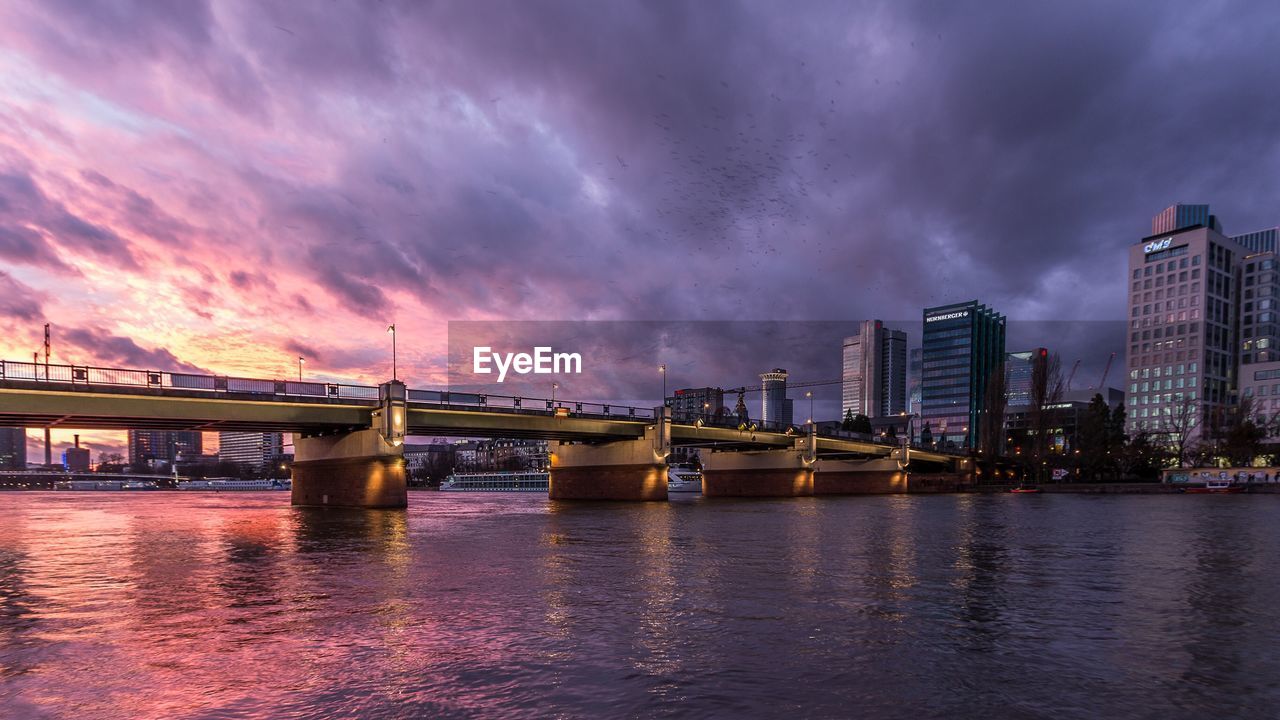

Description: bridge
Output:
[0,359,967,507]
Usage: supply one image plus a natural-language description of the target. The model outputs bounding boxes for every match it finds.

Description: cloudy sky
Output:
[2,0,1279,458]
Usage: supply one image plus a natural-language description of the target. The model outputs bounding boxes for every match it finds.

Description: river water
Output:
[1,491,1277,719]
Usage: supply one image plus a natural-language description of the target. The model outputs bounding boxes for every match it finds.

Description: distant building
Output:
[921,301,1006,448]
[1239,251,1280,365]
[667,387,725,423]
[128,430,202,466]
[62,435,91,472]
[218,432,285,471]
[453,439,547,471]
[760,368,790,428]
[1124,203,1269,440]
[0,427,27,470]
[907,347,923,415]
[1005,348,1048,408]
[841,320,907,419]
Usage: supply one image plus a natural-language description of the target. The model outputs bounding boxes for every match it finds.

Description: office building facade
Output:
[128,430,203,466]
[841,320,907,419]
[1125,204,1251,442]
[920,301,1006,448]
[1005,348,1048,408]
[1239,251,1280,365]
[0,427,26,470]
[218,432,285,470]
[667,387,726,423]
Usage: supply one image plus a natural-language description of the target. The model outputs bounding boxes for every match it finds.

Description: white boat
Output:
[667,466,702,494]
[441,471,549,492]
[176,478,291,491]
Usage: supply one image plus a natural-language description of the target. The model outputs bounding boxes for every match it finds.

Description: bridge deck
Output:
[0,370,956,465]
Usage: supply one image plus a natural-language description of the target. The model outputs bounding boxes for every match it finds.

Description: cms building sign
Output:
[1143,238,1173,254]
[926,310,970,323]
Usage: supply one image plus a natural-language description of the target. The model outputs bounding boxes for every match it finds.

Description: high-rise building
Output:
[907,347,923,415]
[1125,204,1255,442]
[217,432,285,471]
[841,320,907,419]
[760,368,790,428]
[920,301,1006,448]
[667,387,726,423]
[0,427,26,470]
[128,430,202,466]
[1239,251,1280,365]
[1005,348,1048,408]
[1151,203,1222,236]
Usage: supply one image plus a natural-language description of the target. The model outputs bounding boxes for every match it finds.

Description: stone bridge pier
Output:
[291,380,408,509]
[549,406,670,501]
[701,428,817,497]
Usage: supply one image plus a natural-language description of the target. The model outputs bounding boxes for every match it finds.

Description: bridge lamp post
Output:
[805,391,813,425]
[552,382,558,407]
[297,356,304,382]
[387,324,397,381]
[659,364,666,406]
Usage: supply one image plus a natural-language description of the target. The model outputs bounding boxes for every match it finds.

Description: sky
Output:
[2,0,1279,460]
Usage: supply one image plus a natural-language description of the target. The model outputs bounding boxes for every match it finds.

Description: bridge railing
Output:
[405,389,658,422]
[0,360,380,402]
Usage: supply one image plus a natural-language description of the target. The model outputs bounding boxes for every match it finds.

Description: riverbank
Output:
[973,483,1280,494]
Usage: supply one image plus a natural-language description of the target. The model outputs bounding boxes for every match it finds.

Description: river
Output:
[1,491,1277,718]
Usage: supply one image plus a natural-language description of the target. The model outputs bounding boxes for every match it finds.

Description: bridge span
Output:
[0,360,967,507]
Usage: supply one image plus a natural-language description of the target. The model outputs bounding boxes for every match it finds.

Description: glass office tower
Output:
[920,301,1006,449]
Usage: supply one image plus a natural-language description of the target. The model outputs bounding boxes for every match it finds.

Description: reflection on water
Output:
[2,492,1280,718]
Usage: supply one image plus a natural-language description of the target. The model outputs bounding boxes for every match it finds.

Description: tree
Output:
[1222,396,1265,467]
[855,412,875,435]
[1161,395,1198,468]
[1026,351,1064,482]
[841,409,855,432]
[979,363,1007,460]
[1075,393,1113,481]
[1116,431,1164,481]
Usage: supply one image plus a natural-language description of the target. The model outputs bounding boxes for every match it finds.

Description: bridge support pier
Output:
[291,380,408,509]
[812,457,907,494]
[291,429,407,508]
[701,430,816,497]
[549,407,669,501]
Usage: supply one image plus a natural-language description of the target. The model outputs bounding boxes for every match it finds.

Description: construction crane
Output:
[1095,352,1116,389]
[1065,359,1082,391]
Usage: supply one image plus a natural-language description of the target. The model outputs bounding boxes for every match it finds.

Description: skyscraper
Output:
[841,320,907,419]
[907,347,923,415]
[128,430,202,466]
[0,427,26,470]
[760,368,790,428]
[1125,204,1255,443]
[920,301,1006,448]
[1005,348,1048,408]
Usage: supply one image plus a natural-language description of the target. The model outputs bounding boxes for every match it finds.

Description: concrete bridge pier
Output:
[291,380,408,509]
[812,457,906,494]
[701,428,817,497]
[549,406,670,501]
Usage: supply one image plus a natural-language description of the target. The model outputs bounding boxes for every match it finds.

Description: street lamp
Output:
[552,382,558,406]
[805,390,813,425]
[659,364,666,405]
[298,356,304,382]
[387,324,397,380]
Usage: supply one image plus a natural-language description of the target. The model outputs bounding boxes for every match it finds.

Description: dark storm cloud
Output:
[0,169,140,269]
[61,326,207,373]
[0,271,43,321]
[4,0,1279,388]
[220,0,1280,327]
